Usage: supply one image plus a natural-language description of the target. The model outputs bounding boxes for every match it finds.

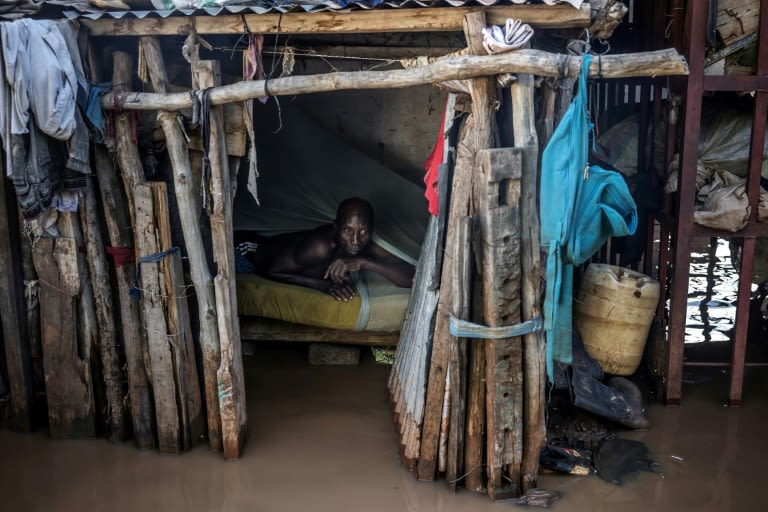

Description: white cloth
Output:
[482,19,535,55]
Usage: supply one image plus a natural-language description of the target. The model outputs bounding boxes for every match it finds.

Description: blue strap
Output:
[130,247,181,299]
[449,315,542,339]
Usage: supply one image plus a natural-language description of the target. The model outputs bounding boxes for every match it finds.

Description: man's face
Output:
[336,212,372,256]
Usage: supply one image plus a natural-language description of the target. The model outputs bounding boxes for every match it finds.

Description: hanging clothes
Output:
[0,19,90,219]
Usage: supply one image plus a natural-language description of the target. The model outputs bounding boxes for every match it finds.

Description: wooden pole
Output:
[194,60,248,459]
[133,184,180,454]
[80,179,129,442]
[151,181,205,450]
[0,174,33,432]
[446,215,471,491]
[510,71,547,493]
[93,146,156,449]
[141,36,223,451]
[465,11,503,494]
[101,49,689,112]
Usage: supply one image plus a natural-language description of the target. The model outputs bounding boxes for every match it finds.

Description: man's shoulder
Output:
[297,225,336,259]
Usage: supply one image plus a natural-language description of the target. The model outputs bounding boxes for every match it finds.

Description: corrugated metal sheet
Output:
[61,0,578,21]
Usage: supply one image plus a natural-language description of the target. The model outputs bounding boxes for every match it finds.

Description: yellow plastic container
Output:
[573,264,660,376]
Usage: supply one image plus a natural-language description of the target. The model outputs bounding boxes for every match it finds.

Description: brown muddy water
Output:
[1,343,767,512]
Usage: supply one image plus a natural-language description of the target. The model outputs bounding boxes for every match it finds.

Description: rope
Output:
[130,246,180,299]
[449,315,542,339]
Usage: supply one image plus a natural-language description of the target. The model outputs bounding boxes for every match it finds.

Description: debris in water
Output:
[539,444,595,475]
[595,438,660,485]
[512,488,561,508]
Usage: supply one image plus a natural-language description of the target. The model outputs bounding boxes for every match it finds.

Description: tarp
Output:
[233,100,429,264]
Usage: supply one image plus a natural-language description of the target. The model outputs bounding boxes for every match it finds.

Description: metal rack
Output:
[659,0,768,405]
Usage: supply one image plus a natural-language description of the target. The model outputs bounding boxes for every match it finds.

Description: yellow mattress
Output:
[236,271,410,332]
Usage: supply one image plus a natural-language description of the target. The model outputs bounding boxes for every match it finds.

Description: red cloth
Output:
[105,246,135,268]
[423,101,449,217]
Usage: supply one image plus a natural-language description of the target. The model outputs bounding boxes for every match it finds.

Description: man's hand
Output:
[324,280,357,302]
[324,258,364,284]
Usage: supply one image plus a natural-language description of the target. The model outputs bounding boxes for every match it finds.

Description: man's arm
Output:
[325,243,415,288]
[261,229,356,301]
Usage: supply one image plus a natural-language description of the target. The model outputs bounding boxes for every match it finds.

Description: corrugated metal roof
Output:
[0,0,581,22]
[60,0,580,21]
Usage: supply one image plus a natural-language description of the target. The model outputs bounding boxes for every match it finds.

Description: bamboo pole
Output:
[141,36,223,452]
[194,60,248,459]
[101,49,689,112]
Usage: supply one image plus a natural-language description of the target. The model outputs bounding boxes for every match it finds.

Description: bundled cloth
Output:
[482,18,534,55]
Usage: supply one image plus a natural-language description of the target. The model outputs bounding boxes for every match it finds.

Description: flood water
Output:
[2,343,767,511]
[685,238,742,343]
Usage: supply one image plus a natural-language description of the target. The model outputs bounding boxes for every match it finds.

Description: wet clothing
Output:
[0,19,90,218]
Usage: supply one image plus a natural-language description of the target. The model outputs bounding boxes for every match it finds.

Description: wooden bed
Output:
[238,316,400,346]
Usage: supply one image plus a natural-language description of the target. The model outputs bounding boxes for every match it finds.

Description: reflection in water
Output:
[685,238,741,343]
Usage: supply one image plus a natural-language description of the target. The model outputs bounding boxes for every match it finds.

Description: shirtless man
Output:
[236,198,415,301]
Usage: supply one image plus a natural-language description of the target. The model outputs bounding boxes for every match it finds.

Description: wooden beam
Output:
[80,179,129,443]
[151,182,205,451]
[142,36,224,452]
[194,60,249,459]
[0,174,33,432]
[33,235,96,439]
[101,48,689,112]
[476,148,524,500]
[134,184,180,454]
[510,75,547,493]
[240,317,400,345]
[83,5,591,37]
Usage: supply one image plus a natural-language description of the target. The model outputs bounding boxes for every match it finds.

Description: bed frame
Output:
[238,316,400,346]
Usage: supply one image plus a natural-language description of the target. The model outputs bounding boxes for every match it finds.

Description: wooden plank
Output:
[510,73,547,493]
[33,236,95,438]
[79,180,129,443]
[240,317,399,345]
[83,5,591,37]
[142,36,224,452]
[476,149,524,500]
[187,103,246,157]
[446,216,471,491]
[715,0,760,48]
[101,48,689,112]
[93,145,156,450]
[194,60,249,459]
[0,173,33,431]
[416,98,480,483]
[151,181,205,450]
[134,184,180,454]
[58,212,101,439]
